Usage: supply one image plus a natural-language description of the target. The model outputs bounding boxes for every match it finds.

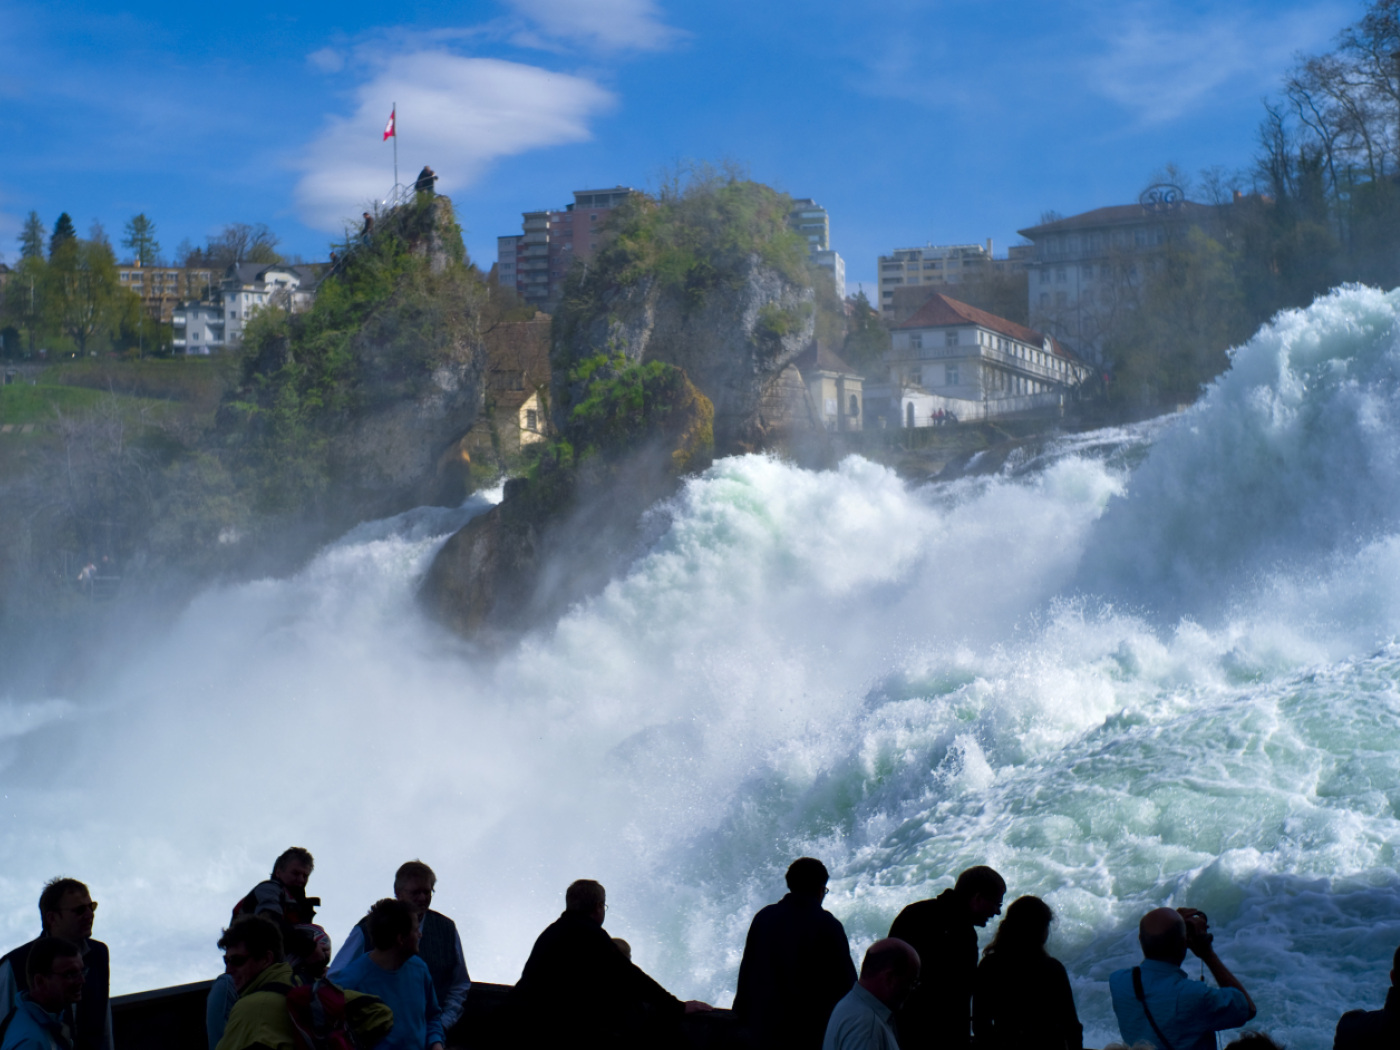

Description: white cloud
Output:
[294,52,614,232]
[1085,2,1348,125]
[506,0,681,51]
[307,47,345,74]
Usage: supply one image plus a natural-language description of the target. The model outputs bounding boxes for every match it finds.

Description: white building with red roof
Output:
[863,293,1090,426]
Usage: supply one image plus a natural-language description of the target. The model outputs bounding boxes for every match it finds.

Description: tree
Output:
[841,290,890,374]
[49,213,76,258]
[47,237,124,354]
[18,212,44,260]
[205,223,281,269]
[0,255,49,355]
[123,214,161,267]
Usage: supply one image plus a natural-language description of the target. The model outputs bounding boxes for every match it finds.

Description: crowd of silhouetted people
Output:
[2,852,1396,1049]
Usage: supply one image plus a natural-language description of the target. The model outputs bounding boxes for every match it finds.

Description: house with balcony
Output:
[862,293,1089,426]
[172,262,323,353]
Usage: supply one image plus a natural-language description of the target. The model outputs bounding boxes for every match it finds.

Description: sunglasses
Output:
[223,954,251,969]
[65,902,98,915]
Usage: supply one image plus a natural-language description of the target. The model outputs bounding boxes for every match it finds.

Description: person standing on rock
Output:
[415,166,437,195]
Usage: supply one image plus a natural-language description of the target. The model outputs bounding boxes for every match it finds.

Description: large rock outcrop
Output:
[222,194,487,530]
[553,256,814,454]
[420,360,713,640]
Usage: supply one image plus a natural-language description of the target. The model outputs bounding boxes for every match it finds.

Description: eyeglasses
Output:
[223,954,250,969]
[65,902,98,915]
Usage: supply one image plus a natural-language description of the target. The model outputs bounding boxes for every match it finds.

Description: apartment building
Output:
[1018,199,1217,361]
[789,198,845,297]
[877,242,1025,315]
[117,263,216,322]
[497,187,638,310]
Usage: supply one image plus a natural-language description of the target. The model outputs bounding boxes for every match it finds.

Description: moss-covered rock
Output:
[419,355,713,639]
[551,175,818,454]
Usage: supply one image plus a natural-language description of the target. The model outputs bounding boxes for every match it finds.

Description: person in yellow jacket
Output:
[214,916,393,1050]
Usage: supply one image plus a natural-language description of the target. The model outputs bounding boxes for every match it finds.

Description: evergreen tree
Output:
[49,213,76,258]
[122,213,161,266]
[18,212,45,260]
[841,290,891,374]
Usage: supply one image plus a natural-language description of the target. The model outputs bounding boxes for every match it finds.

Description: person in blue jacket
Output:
[1,938,86,1050]
[336,898,444,1050]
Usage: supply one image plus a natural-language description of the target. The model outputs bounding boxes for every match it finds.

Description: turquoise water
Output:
[6,286,1400,1048]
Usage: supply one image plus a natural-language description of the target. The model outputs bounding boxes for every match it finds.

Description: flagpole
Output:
[393,101,398,188]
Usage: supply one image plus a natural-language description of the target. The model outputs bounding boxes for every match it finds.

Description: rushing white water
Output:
[7,285,1400,1048]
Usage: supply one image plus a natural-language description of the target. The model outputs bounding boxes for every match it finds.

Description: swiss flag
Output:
[383,108,396,141]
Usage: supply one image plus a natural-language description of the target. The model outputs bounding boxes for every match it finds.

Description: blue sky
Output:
[0,0,1365,293]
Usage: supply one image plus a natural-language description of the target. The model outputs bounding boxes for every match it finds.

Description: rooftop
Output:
[896,293,1080,361]
[1018,201,1217,238]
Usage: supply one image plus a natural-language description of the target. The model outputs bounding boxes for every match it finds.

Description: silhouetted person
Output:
[336,898,444,1050]
[1109,907,1255,1050]
[733,857,857,1050]
[211,848,320,1047]
[0,877,112,1050]
[822,939,920,1050]
[214,916,389,1050]
[612,938,632,960]
[508,879,711,1050]
[213,916,288,1050]
[887,865,1005,1050]
[1,938,86,1050]
[415,166,437,195]
[1334,944,1400,1049]
[362,212,375,239]
[330,860,472,1039]
[973,896,1082,1050]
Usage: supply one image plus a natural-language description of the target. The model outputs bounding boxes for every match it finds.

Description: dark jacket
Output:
[888,890,977,1050]
[509,910,683,1050]
[732,893,857,1050]
[0,938,110,1050]
[231,879,318,959]
[973,949,1083,1050]
[1335,986,1399,1050]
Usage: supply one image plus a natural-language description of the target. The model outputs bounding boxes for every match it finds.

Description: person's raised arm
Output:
[1182,910,1256,1020]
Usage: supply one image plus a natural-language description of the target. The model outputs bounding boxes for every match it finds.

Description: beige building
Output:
[795,341,863,431]
[877,241,1027,316]
[118,262,216,322]
[863,293,1089,425]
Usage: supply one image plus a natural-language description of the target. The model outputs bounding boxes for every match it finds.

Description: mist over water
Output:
[7,286,1400,1047]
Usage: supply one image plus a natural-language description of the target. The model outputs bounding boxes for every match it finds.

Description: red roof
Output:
[895,293,1079,361]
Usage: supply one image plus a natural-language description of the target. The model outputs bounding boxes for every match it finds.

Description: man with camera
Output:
[1109,907,1256,1050]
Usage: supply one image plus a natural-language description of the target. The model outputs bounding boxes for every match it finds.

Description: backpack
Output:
[266,978,375,1050]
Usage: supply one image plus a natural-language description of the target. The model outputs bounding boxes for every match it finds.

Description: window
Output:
[1039,270,1049,284]
[526,409,538,431]
[910,333,922,350]
[849,394,859,417]
[1056,267,1067,283]
[1082,264,1094,278]
[945,331,959,347]
[946,365,959,385]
